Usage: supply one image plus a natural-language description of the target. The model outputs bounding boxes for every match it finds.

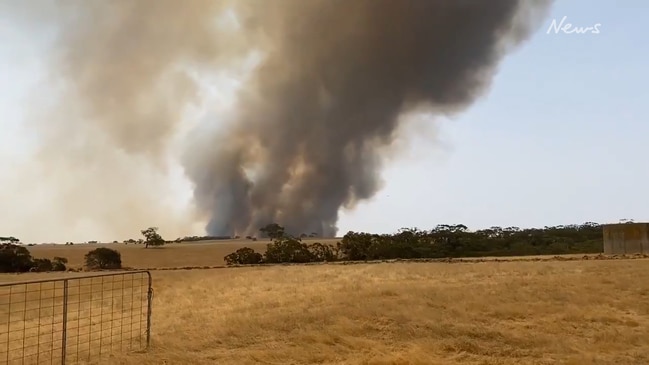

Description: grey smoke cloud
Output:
[7,0,552,240]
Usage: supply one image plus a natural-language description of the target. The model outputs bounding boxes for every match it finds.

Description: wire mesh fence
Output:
[0,271,152,365]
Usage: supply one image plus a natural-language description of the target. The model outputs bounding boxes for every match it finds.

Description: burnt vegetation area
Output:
[225,222,604,265]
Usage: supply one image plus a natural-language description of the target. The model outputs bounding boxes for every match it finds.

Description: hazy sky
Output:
[1,1,647,243]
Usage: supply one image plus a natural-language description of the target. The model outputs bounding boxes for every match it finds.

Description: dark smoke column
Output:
[185,0,553,238]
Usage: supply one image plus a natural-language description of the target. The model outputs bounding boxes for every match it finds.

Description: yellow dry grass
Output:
[3,259,649,364]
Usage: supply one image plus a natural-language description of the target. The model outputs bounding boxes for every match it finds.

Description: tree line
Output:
[0,243,125,273]
[0,222,607,271]
[172,235,232,243]
[0,243,69,272]
[225,222,604,265]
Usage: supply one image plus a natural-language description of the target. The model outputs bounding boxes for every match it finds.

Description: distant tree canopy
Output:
[224,222,604,265]
[174,235,233,243]
[141,227,165,248]
[259,223,285,239]
[0,236,20,244]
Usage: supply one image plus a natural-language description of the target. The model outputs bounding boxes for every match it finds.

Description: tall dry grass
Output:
[118,260,649,364]
[3,259,649,364]
[0,272,151,364]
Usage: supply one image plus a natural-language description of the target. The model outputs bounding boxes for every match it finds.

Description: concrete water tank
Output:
[602,223,649,254]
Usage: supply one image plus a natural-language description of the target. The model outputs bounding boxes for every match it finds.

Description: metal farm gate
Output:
[0,271,153,364]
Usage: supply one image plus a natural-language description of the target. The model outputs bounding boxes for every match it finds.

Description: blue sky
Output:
[339,1,649,233]
[1,1,648,243]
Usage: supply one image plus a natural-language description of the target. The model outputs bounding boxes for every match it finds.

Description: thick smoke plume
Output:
[187,0,553,237]
[8,0,552,241]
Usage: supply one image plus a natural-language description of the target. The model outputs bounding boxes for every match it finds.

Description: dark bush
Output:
[0,243,69,273]
[338,232,374,261]
[31,258,53,272]
[175,235,232,242]
[0,243,34,272]
[308,242,337,262]
[264,236,313,263]
[224,247,263,265]
[84,248,122,270]
[52,257,68,271]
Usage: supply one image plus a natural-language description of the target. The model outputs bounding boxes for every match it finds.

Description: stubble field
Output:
[3,243,649,364]
[26,239,336,269]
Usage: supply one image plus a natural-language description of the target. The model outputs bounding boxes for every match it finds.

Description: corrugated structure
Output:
[602,223,649,254]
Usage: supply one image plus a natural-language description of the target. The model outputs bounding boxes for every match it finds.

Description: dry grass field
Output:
[3,255,649,364]
[27,238,341,269]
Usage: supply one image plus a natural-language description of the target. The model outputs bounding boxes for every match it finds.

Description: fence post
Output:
[146,273,153,348]
[61,279,69,365]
